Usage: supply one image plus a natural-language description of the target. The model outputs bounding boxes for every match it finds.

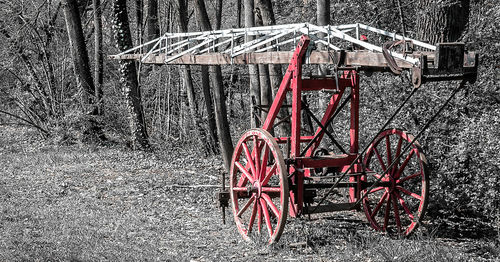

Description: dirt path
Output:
[0,126,497,261]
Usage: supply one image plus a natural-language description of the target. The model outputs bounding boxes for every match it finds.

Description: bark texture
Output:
[255,9,271,122]
[93,0,104,115]
[201,65,219,154]
[415,0,470,44]
[112,0,150,149]
[316,0,330,75]
[177,0,213,155]
[146,0,159,42]
[195,0,234,171]
[244,0,260,128]
[254,0,287,135]
[62,0,96,113]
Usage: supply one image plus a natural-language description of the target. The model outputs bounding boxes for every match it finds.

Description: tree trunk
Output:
[194,0,234,172]
[316,0,330,75]
[236,0,242,28]
[93,0,104,115]
[62,0,96,113]
[415,0,470,44]
[255,0,288,136]
[201,65,219,154]
[244,0,260,128]
[316,0,331,148]
[177,0,212,155]
[135,0,143,46]
[255,7,271,123]
[215,0,223,30]
[112,0,150,149]
[146,0,159,42]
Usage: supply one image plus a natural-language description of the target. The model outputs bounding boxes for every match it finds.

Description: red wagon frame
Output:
[111,23,478,245]
[226,35,438,243]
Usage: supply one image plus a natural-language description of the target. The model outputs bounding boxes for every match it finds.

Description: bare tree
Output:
[244,0,260,128]
[112,0,150,149]
[146,0,159,42]
[93,0,104,115]
[254,9,271,122]
[194,0,234,171]
[317,0,330,75]
[201,65,219,154]
[176,0,214,155]
[255,0,289,136]
[62,0,97,114]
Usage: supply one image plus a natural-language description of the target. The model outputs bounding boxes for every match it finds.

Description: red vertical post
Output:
[349,70,359,154]
[289,53,304,216]
[348,70,361,203]
[283,35,310,217]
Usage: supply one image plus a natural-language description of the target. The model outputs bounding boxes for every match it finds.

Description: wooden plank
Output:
[109,51,416,68]
[302,78,352,91]
[303,203,354,214]
[295,154,357,168]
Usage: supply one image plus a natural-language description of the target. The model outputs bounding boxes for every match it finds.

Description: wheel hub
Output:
[252,181,262,198]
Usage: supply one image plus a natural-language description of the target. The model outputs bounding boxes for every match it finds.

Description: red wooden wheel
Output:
[229,128,289,244]
[362,129,429,235]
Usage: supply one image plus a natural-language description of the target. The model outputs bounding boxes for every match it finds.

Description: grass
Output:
[0,125,497,261]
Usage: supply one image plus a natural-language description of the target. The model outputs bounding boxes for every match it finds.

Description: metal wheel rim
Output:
[362,128,429,235]
[229,128,289,244]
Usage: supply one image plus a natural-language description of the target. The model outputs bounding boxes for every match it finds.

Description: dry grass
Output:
[0,125,497,261]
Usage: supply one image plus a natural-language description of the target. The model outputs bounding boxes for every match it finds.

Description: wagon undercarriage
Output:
[112,23,478,244]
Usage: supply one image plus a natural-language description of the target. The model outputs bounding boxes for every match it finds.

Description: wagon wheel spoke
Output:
[369,186,385,194]
[262,193,279,218]
[373,147,387,172]
[395,191,415,220]
[237,195,256,217]
[237,174,248,188]
[257,201,262,234]
[237,162,252,187]
[396,185,422,201]
[235,161,254,184]
[260,198,274,238]
[262,187,281,193]
[371,191,388,219]
[396,149,415,178]
[394,136,403,163]
[386,136,392,168]
[260,144,270,181]
[242,142,258,178]
[383,193,392,231]
[232,187,247,192]
[247,197,258,234]
[392,193,402,233]
[253,136,261,179]
[261,163,277,186]
[398,172,421,184]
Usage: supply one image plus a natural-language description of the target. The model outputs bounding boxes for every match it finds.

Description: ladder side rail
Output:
[165,37,215,63]
[327,26,420,65]
[227,31,283,55]
[357,23,436,50]
[253,35,301,53]
[231,29,299,57]
[141,39,163,62]
[115,36,164,56]
[198,35,243,54]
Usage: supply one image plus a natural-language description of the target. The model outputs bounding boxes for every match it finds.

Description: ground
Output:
[0,125,497,261]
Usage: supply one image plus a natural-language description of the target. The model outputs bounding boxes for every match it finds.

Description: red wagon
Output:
[112,23,478,244]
